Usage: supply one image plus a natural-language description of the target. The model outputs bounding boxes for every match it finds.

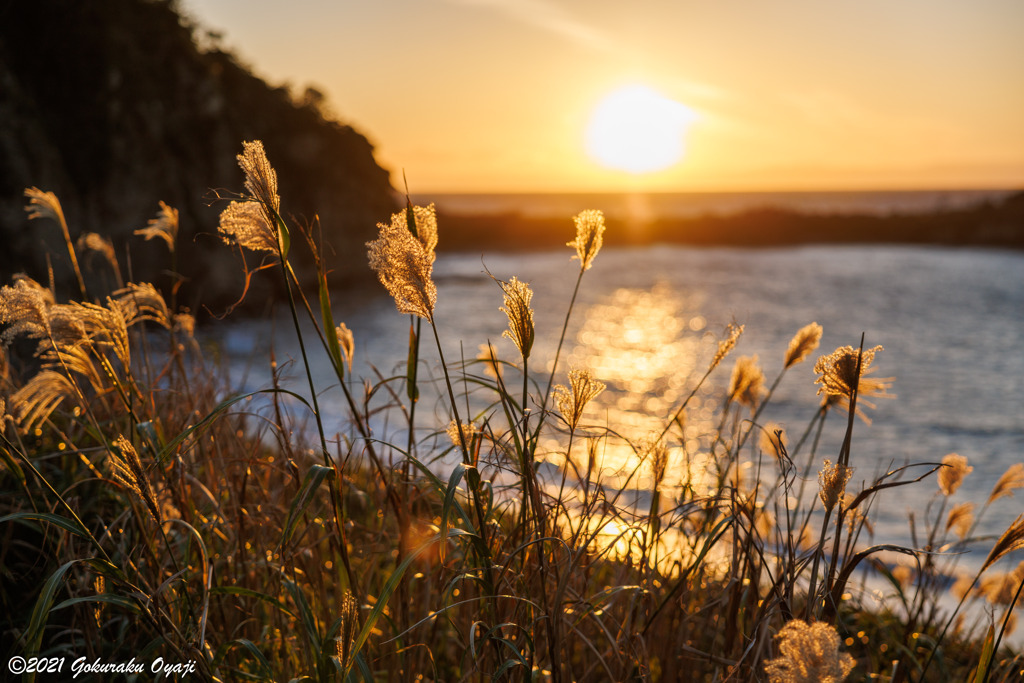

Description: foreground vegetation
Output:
[3,142,1024,682]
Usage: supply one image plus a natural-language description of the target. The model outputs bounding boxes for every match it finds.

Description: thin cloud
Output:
[448,0,613,51]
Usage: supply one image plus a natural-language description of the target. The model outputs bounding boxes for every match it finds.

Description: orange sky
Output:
[182,0,1024,193]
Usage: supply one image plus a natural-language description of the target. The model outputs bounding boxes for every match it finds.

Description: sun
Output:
[585,84,697,174]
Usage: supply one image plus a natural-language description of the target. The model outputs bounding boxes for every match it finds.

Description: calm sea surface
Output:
[217,193,1024,576]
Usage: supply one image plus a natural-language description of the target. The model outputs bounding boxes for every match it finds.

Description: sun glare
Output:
[585,85,697,174]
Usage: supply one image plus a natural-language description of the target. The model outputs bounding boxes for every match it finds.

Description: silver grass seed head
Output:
[237,140,280,215]
[112,283,171,328]
[335,322,355,372]
[135,201,179,251]
[366,209,438,320]
[784,322,823,369]
[336,591,359,671]
[11,370,75,434]
[729,354,766,410]
[818,459,853,513]
[218,200,279,254]
[983,515,1024,574]
[0,276,55,344]
[110,435,162,525]
[710,322,743,372]
[568,209,606,271]
[24,187,66,225]
[988,463,1024,504]
[764,619,855,683]
[499,276,534,360]
[938,453,972,496]
[77,233,117,270]
[553,367,605,432]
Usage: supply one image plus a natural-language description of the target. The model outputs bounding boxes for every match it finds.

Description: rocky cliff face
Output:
[0,0,396,313]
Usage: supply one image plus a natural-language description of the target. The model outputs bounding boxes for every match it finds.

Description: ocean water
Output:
[219,240,1024,576]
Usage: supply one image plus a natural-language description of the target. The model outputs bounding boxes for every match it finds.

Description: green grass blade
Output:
[284,577,322,679]
[226,638,275,681]
[439,463,465,563]
[318,271,345,380]
[274,213,291,259]
[22,559,81,664]
[353,652,373,682]
[279,463,335,550]
[0,511,91,540]
[344,534,441,679]
[972,624,995,683]
[51,593,141,613]
[1,443,26,482]
[210,586,296,619]
[156,388,314,463]
[406,320,419,402]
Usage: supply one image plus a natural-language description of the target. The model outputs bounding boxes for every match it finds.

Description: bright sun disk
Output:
[586,84,697,174]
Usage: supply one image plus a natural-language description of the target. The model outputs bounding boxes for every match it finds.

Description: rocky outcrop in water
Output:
[0,0,396,313]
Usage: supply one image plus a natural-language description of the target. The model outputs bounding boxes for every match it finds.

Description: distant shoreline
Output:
[416,188,1018,220]
[433,190,1024,252]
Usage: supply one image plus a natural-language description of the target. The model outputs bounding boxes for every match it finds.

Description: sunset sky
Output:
[181,0,1024,193]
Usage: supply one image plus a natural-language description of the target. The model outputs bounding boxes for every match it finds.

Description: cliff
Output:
[0,0,397,313]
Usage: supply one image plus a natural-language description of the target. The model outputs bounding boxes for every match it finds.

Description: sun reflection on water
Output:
[539,282,741,573]
[563,282,716,474]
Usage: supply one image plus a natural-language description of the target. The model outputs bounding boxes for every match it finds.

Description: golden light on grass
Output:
[567,209,605,272]
[764,619,855,683]
[9,157,1022,681]
[109,435,162,525]
[366,206,438,320]
[585,84,697,174]
[446,419,478,450]
[553,368,606,433]
[218,141,282,254]
[499,276,534,361]
[813,344,892,422]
